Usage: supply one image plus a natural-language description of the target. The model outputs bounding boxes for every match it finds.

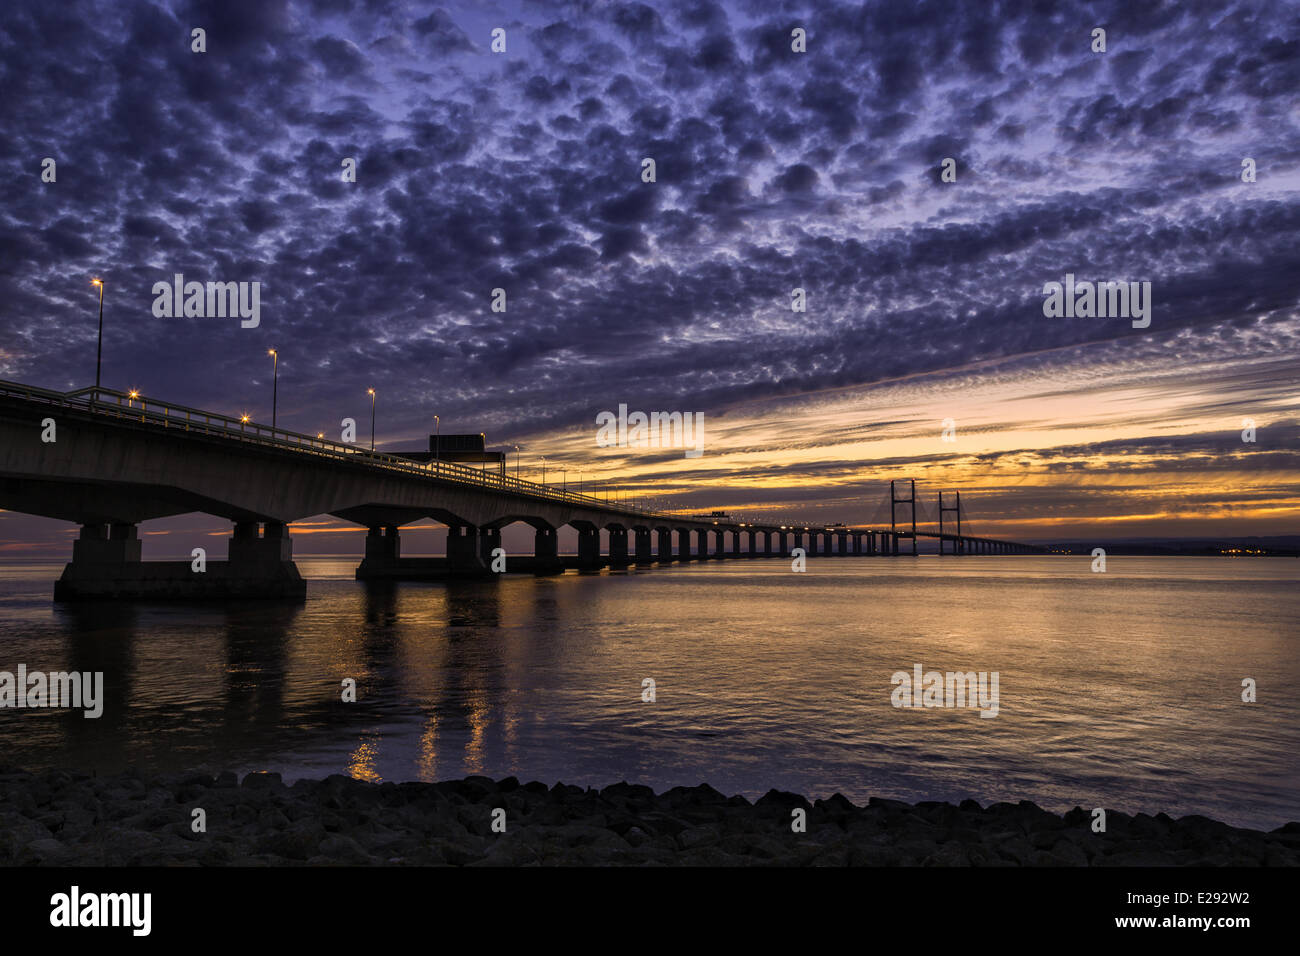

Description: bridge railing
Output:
[1,379,685,522]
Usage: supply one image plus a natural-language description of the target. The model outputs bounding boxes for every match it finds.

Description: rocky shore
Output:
[2,768,1296,866]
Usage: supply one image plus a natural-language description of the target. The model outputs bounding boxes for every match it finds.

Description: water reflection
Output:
[4,558,1295,830]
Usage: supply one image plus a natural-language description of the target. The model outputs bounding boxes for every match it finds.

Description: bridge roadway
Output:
[0,381,1043,600]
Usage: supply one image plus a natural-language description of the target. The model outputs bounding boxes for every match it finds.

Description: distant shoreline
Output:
[2,769,1296,866]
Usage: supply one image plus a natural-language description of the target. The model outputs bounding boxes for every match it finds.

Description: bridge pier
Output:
[837,532,849,556]
[677,529,693,562]
[56,519,305,601]
[478,527,502,565]
[533,526,564,575]
[657,528,674,563]
[444,525,488,574]
[577,527,603,572]
[608,528,630,568]
[634,528,654,566]
[695,528,710,560]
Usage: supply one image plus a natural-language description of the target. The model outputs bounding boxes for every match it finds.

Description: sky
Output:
[1,0,1298,555]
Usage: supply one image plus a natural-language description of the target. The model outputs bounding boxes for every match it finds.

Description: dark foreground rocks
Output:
[1,768,1296,866]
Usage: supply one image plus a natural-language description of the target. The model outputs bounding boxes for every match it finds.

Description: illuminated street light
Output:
[268,349,279,428]
[367,388,376,451]
[90,278,105,400]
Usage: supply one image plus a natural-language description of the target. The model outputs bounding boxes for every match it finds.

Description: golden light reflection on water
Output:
[417,716,438,782]
[347,733,382,782]
[465,689,489,776]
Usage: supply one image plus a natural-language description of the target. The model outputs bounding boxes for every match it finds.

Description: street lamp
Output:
[513,444,520,480]
[367,388,376,451]
[268,349,278,428]
[540,456,546,486]
[561,467,566,493]
[433,415,440,462]
[91,278,105,399]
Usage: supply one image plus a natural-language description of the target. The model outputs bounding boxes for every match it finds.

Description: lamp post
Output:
[268,349,278,428]
[91,278,105,400]
[513,445,520,480]
[541,456,546,486]
[367,388,376,451]
[433,415,440,462]
[561,467,566,493]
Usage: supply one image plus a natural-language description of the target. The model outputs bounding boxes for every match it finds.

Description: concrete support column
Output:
[634,528,654,565]
[478,527,502,566]
[695,528,710,560]
[608,528,629,568]
[229,520,292,565]
[364,525,400,563]
[837,533,848,556]
[730,530,742,558]
[577,528,602,572]
[807,532,818,556]
[446,525,487,573]
[676,529,692,562]
[657,529,673,563]
[747,531,757,557]
[533,527,563,575]
[71,521,142,564]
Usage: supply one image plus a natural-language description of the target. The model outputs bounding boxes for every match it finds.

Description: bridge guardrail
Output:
[0,379,689,522]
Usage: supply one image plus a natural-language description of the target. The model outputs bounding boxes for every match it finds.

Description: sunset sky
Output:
[2,0,1297,554]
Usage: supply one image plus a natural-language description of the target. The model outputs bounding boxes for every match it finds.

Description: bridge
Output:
[0,380,1045,600]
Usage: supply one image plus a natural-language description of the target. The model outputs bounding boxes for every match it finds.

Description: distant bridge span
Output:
[0,380,1044,600]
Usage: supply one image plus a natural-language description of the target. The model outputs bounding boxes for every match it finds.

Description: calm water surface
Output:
[0,556,1296,830]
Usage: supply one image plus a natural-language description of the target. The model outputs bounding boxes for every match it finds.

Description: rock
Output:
[677,827,719,850]
[623,827,651,848]
[756,789,812,811]
[21,838,75,865]
[319,834,373,864]
[259,822,325,861]
[242,771,282,790]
